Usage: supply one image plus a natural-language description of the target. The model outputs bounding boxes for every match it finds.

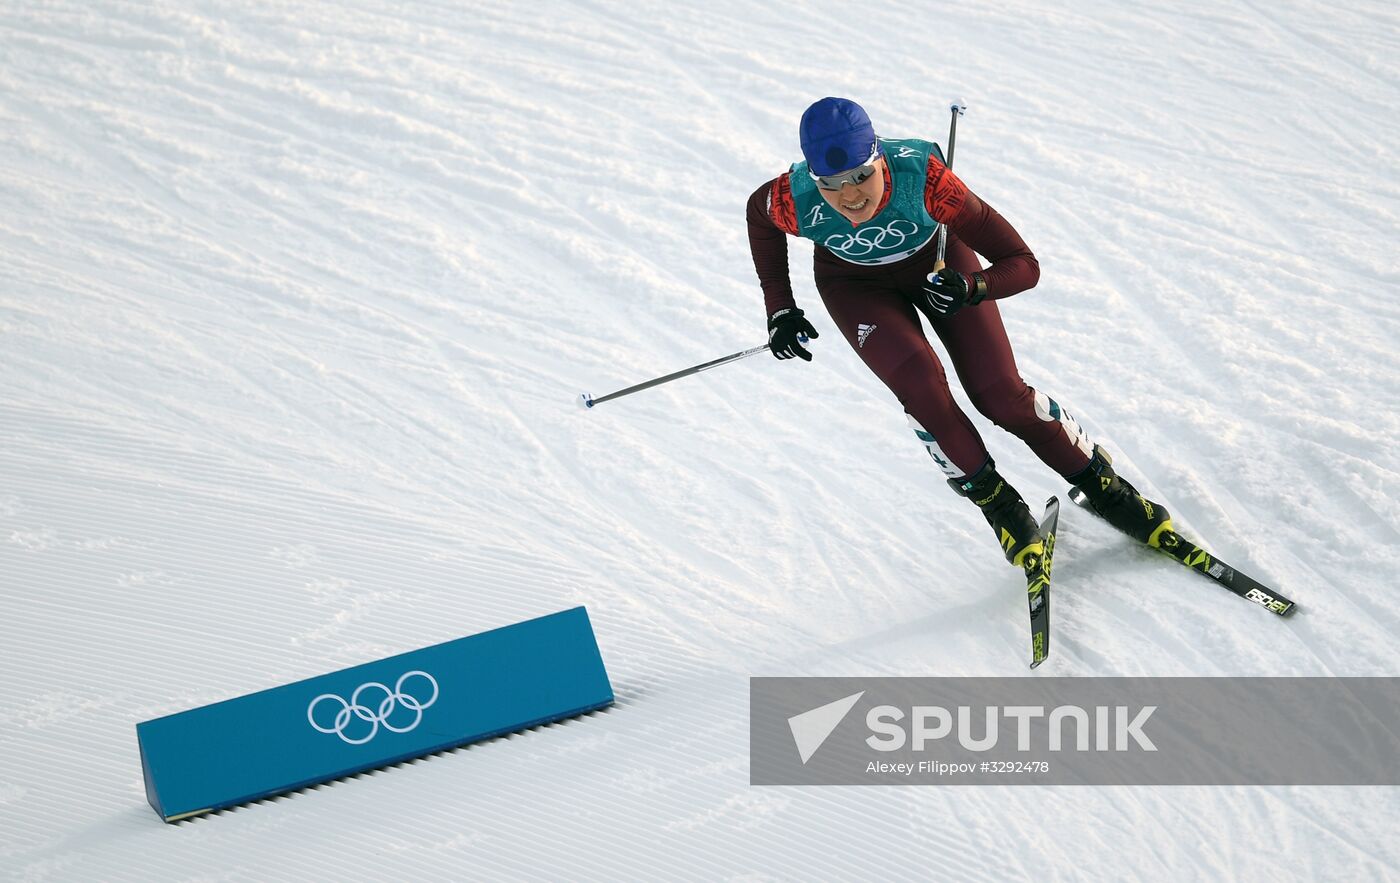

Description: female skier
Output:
[746,96,1171,572]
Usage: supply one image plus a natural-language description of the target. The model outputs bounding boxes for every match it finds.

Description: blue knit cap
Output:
[799,97,880,176]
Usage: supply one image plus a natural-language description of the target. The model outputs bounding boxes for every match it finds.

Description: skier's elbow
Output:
[1023,254,1040,290]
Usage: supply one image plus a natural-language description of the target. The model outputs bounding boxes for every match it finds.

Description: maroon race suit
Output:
[746,155,1093,479]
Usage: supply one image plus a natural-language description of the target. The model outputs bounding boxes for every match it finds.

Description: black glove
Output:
[922,269,986,317]
[767,307,819,361]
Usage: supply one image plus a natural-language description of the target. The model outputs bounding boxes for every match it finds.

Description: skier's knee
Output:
[885,350,951,407]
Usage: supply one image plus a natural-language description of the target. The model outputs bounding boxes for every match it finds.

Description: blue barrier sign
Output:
[137,606,613,822]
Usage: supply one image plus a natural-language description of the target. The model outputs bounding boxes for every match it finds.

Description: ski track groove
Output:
[1234,0,1400,96]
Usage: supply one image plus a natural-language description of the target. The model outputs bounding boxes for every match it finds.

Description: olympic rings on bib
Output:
[823,219,921,258]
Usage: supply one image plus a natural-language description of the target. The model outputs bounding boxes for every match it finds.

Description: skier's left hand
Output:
[922,269,985,317]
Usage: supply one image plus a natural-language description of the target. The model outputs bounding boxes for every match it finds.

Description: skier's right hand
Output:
[767,307,819,361]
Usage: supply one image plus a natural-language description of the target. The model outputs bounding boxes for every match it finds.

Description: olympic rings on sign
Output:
[307,670,439,745]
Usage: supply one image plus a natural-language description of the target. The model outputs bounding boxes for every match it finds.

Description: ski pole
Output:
[578,336,805,410]
[931,99,967,274]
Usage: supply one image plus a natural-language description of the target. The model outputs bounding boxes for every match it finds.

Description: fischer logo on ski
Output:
[1245,588,1292,615]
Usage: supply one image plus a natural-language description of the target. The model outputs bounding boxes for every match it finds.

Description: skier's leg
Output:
[925,237,1094,476]
[814,271,1042,566]
[930,235,1171,545]
[814,274,987,478]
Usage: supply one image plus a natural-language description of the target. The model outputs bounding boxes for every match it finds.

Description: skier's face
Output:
[818,156,886,225]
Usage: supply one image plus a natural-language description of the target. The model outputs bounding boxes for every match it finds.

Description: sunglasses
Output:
[810,143,882,191]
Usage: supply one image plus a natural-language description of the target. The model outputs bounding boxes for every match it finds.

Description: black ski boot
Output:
[949,460,1044,569]
[1068,445,1172,547]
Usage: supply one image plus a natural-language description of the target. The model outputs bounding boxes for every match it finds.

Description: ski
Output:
[1025,496,1060,669]
[1067,488,1296,616]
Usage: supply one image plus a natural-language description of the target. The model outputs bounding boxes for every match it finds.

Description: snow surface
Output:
[2,0,1399,879]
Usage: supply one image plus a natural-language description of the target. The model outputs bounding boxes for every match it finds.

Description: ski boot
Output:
[1068,445,1172,547]
[949,459,1044,569]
